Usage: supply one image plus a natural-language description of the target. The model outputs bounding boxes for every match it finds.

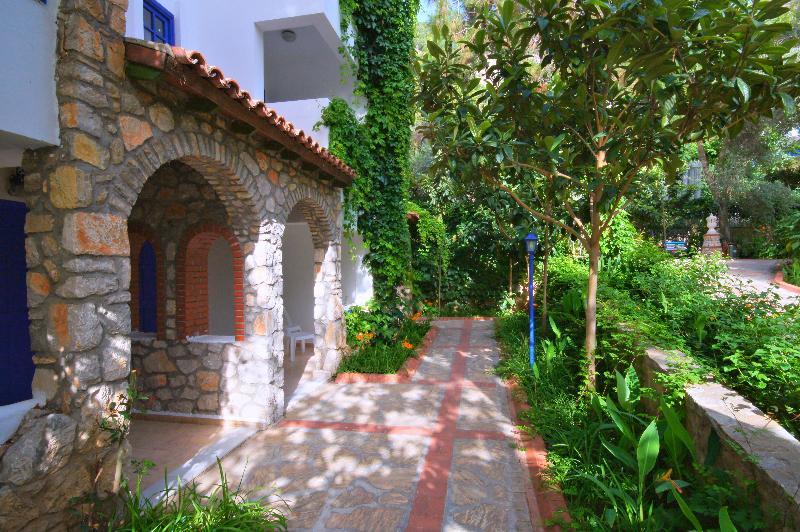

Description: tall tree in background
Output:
[418,0,800,388]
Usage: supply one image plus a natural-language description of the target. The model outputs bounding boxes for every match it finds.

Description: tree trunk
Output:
[541,222,551,328]
[697,140,731,241]
[585,237,600,390]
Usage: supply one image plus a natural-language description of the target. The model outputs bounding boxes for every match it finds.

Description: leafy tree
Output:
[417,0,800,387]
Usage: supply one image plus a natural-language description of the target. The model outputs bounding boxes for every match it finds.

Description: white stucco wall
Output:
[282,223,315,333]
[208,237,234,335]
[341,233,373,307]
[0,0,60,166]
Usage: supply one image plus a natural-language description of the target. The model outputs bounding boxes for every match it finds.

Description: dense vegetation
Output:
[496,228,800,528]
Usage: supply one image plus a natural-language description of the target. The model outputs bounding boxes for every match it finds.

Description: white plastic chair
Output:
[285,312,314,363]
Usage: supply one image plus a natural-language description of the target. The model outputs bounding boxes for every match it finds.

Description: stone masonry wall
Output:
[132,337,283,421]
[0,0,347,528]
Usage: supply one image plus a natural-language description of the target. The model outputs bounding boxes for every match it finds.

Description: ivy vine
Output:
[321,0,420,314]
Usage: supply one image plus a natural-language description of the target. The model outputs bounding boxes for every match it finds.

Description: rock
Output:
[453,505,508,531]
[69,132,108,169]
[197,394,219,411]
[55,275,117,298]
[202,351,222,370]
[148,104,174,132]
[64,14,103,61]
[25,214,54,233]
[176,359,199,375]
[143,350,176,373]
[119,115,153,151]
[62,213,129,256]
[31,368,58,402]
[325,508,404,531]
[97,303,131,335]
[196,371,220,391]
[47,302,103,352]
[332,487,375,508]
[73,353,101,387]
[0,414,77,486]
[63,257,116,273]
[49,165,93,208]
[27,272,51,307]
[102,336,131,381]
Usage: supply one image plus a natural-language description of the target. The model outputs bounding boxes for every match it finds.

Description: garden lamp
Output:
[525,232,538,370]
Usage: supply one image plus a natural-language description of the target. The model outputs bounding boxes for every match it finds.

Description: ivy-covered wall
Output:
[322,0,420,315]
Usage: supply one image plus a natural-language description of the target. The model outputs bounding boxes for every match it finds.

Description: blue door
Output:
[139,241,158,333]
[0,200,34,405]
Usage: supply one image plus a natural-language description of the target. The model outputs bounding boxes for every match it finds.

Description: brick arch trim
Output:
[115,130,268,239]
[176,223,245,341]
[128,222,167,340]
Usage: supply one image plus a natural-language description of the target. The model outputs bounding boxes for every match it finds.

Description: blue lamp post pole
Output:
[525,232,539,370]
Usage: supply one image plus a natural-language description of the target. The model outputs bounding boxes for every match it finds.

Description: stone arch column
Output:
[281,191,345,377]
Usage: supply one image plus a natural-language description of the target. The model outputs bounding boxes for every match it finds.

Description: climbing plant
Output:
[321,0,420,315]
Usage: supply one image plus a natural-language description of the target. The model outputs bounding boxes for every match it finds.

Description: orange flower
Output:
[402,339,414,349]
[356,332,365,341]
[412,311,423,321]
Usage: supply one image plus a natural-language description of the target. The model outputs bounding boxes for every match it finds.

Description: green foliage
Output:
[113,459,287,531]
[339,306,430,374]
[496,313,765,530]
[73,459,287,530]
[417,0,800,384]
[321,0,420,313]
[550,244,800,437]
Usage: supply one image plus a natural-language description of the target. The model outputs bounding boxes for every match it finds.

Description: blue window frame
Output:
[143,0,174,45]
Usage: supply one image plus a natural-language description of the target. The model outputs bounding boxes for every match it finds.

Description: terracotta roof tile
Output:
[124,39,355,185]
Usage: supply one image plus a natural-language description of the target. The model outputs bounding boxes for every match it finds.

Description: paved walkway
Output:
[726,259,799,306]
[196,319,543,531]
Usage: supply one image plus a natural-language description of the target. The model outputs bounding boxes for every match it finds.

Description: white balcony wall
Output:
[269,99,330,149]
[0,0,60,166]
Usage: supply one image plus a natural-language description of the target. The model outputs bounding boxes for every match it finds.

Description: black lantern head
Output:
[525,232,539,255]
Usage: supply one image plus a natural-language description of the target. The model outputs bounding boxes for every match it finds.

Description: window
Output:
[143,0,174,45]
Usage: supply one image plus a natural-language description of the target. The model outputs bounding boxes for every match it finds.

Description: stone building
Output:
[0,0,360,528]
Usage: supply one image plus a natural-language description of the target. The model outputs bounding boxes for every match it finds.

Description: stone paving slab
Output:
[457,385,515,434]
[286,382,445,429]
[444,438,535,532]
[194,427,430,531]
[412,347,458,382]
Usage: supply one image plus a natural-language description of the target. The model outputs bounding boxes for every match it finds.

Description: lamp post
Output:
[525,232,539,370]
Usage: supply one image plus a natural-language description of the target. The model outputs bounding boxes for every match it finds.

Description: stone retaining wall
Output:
[132,337,283,423]
[638,348,800,530]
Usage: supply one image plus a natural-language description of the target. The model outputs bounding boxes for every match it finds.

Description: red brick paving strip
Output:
[406,320,473,531]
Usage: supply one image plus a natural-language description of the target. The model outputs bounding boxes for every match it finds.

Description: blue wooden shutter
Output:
[0,200,34,405]
[139,241,158,333]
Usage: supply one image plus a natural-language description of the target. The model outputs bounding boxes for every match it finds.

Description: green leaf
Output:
[637,420,660,492]
[719,506,737,532]
[501,0,514,24]
[616,370,631,411]
[735,77,750,103]
[660,399,697,461]
[670,484,704,531]
[779,92,796,114]
[427,40,444,59]
[603,397,637,445]
[601,436,637,468]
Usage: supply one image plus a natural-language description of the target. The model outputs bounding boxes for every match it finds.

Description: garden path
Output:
[726,259,799,306]
[195,318,547,531]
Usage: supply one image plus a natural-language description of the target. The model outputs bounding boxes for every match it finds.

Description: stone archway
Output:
[280,192,344,381]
